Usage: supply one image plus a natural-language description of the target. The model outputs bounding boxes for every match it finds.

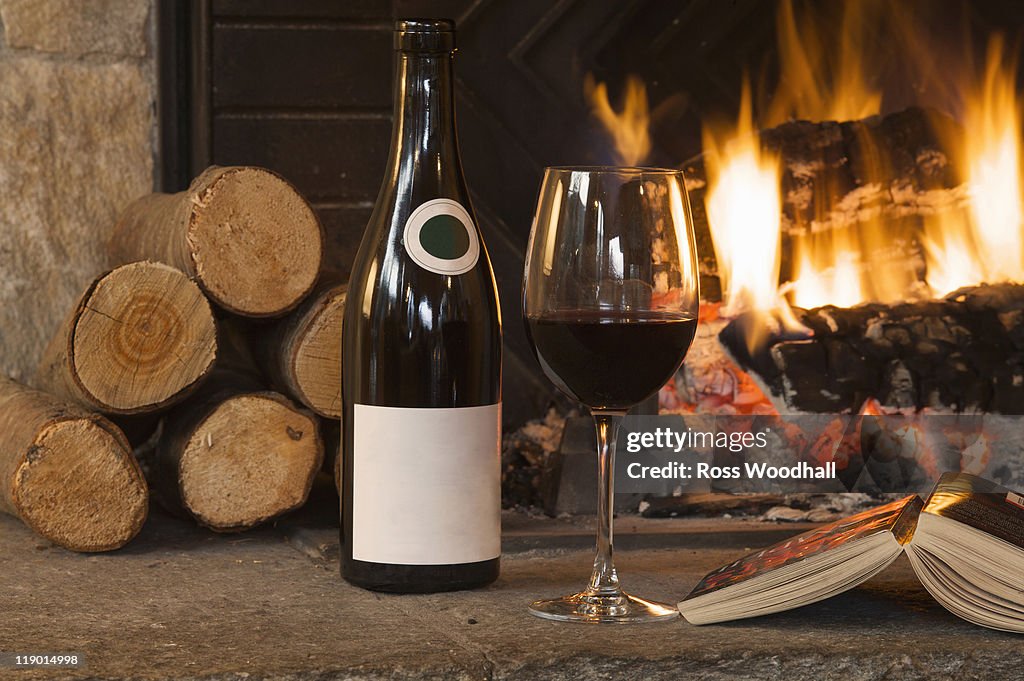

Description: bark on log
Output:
[0,377,148,552]
[108,166,324,318]
[254,283,346,418]
[35,261,218,415]
[149,389,324,532]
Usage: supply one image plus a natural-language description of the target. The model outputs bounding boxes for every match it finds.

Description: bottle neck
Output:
[390,51,459,176]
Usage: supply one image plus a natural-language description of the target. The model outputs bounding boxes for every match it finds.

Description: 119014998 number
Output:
[13,654,80,666]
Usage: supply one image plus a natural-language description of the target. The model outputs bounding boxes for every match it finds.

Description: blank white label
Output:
[352,403,501,565]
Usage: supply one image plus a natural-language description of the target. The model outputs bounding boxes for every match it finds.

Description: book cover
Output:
[684,495,923,600]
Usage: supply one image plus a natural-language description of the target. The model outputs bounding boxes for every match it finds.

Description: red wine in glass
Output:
[526,311,697,411]
[522,166,701,623]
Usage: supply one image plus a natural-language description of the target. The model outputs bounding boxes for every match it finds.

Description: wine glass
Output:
[522,166,700,623]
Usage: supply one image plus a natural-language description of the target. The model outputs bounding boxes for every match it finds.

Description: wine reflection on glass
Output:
[522,166,700,623]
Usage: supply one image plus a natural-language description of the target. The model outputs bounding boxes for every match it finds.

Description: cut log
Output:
[149,389,323,532]
[0,377,148,552]
[35,261,217,415]
[254,283,346,418]
[108,166,324,318]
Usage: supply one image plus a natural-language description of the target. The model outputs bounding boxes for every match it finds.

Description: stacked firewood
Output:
[0,166,346,552]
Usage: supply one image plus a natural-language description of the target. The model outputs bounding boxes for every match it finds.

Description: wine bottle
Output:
[340,19,502,592]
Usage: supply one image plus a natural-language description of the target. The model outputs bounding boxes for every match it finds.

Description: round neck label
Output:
[403,199,479,275]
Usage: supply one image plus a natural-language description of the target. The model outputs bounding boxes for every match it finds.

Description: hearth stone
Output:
[2,497,1021,680]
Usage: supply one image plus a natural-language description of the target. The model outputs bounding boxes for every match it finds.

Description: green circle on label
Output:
[419,214,470,260]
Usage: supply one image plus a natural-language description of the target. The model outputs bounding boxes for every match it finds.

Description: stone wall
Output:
[0,0,155,381]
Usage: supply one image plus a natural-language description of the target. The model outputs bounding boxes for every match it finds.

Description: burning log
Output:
[684,106,963,299]
[0,377,148,552]
[720,283,1024,414]
[35,261,218,415]
[108,166,324,318]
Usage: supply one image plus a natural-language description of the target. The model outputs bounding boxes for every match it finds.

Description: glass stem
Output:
[587,409,626,597]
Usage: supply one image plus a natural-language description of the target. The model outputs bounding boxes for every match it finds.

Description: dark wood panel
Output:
[469,195,555,427]
[393,0,465,22]
[212,116,391,201]
[212,26,392,109]
[214,0,392,20]
[316,203,375,279]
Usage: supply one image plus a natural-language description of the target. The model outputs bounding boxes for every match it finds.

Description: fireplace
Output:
[160,2,1024,505]
[4,3,1024,671]
[159,1,1024,416]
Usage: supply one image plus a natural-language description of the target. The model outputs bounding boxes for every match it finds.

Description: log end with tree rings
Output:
[175,392,323,532]
[67,261,218,413]
[12,417,148,552]
[187,167,324,317]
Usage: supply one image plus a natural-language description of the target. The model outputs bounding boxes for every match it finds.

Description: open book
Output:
[678,473,1024,632]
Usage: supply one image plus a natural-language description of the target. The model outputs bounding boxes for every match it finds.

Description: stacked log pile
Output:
[0,165,345,551]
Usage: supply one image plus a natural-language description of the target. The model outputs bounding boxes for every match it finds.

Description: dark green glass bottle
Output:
[340,19,502,593]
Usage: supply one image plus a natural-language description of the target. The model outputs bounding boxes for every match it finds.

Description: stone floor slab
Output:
[0,491,1020,680]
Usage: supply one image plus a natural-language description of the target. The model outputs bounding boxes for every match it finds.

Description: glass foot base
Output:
[528,590,679,624]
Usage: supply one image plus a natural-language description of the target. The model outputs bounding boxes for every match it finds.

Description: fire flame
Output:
[710,0,891,316]
[712,3,1024,314]
[703,84,782,317]
[925,37,1024,295]
[703,84,806,347]
[765,0,882,126]
[584,73,651,166]
[582,2,1024,324]
[769,0,889,309]
[788,232,865,309]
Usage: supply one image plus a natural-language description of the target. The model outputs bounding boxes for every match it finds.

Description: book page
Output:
[923,473,1024,550]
